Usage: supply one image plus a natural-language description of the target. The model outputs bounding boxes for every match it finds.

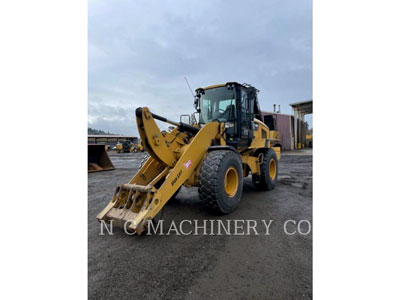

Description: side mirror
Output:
[180,114,190,124]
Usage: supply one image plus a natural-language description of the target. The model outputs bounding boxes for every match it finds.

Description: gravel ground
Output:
[88,151,312,299]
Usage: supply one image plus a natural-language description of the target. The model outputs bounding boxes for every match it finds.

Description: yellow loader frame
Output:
[97,83,281,235]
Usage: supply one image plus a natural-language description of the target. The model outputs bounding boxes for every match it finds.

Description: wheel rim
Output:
[269,158,277,180]
[224,167,239,197]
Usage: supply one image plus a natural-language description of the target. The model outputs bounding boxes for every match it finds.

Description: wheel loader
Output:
[97,82,281,234]
[132,142,144,153]
[122,140,133,153]
[115,142,122,153]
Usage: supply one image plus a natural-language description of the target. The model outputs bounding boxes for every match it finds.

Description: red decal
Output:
[184,160,192,169]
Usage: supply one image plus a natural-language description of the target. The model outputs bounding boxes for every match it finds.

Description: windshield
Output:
[198,86,236,124]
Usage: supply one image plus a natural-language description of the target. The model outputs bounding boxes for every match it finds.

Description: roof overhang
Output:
[88,135,137,139]
[290,100,313,114]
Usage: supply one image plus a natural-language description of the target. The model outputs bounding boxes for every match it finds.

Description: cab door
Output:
[239,88,254,147]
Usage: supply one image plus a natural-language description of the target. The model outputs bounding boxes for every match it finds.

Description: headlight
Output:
[225,122,235,128]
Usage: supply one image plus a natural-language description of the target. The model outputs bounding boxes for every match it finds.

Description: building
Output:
[261,99,312,150]
[290,100,312,149]
[260,111,293,150]
[88,135,138,147]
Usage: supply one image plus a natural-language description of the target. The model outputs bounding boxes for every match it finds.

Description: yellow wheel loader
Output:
[132,142,144,153]
[137,142,144,152]
[122,140,133,153]
[115,143,123,153]
[97,82,281,234]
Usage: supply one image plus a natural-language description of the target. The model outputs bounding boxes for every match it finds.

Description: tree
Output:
[88,127,116,135]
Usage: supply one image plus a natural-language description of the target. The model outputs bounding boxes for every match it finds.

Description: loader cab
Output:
[195,82,261,148]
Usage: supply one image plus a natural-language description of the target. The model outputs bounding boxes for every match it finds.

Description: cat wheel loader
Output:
[97,82,281,234]
[132,142,144,153]
[115,142,123,153]
[122,140,133,153]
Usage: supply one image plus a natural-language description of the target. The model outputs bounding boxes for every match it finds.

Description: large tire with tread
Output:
[199,150,243,214]
[252,148,278,191]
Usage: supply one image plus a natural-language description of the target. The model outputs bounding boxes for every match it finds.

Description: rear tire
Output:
[199,150,243,214]
[252,148,278,191]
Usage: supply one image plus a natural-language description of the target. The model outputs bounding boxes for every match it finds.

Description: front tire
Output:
[252,148,278,191]
[199,150,243,214]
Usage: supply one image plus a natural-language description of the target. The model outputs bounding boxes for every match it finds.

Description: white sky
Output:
[89,0,312,135]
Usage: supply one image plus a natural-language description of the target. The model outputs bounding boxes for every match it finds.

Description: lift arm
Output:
[97,107,220,234]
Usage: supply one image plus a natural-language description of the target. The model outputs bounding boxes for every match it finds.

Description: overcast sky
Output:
[89,0,312,135]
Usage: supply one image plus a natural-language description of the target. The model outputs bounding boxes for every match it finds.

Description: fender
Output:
[208,145,239,154]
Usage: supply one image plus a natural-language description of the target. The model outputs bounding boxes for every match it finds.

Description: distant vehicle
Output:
[132,142,145,153]
[115,143,123,153]
[122,140,133,153]
[116,141,136,153]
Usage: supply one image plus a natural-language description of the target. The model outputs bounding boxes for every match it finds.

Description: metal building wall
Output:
[261,112,293,150]
[276,114,293,150]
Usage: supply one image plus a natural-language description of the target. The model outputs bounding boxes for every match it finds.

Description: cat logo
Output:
[171,170,182,186]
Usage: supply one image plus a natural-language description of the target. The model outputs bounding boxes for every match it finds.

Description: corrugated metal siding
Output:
[261,112,293,150]
[276,114,292,150]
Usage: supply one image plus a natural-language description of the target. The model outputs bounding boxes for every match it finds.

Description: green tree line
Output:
[88,127,116,135]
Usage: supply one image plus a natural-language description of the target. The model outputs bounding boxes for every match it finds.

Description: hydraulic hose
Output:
[136,107,200,135]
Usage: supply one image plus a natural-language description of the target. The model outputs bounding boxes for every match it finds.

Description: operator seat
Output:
[218,104,236,121]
